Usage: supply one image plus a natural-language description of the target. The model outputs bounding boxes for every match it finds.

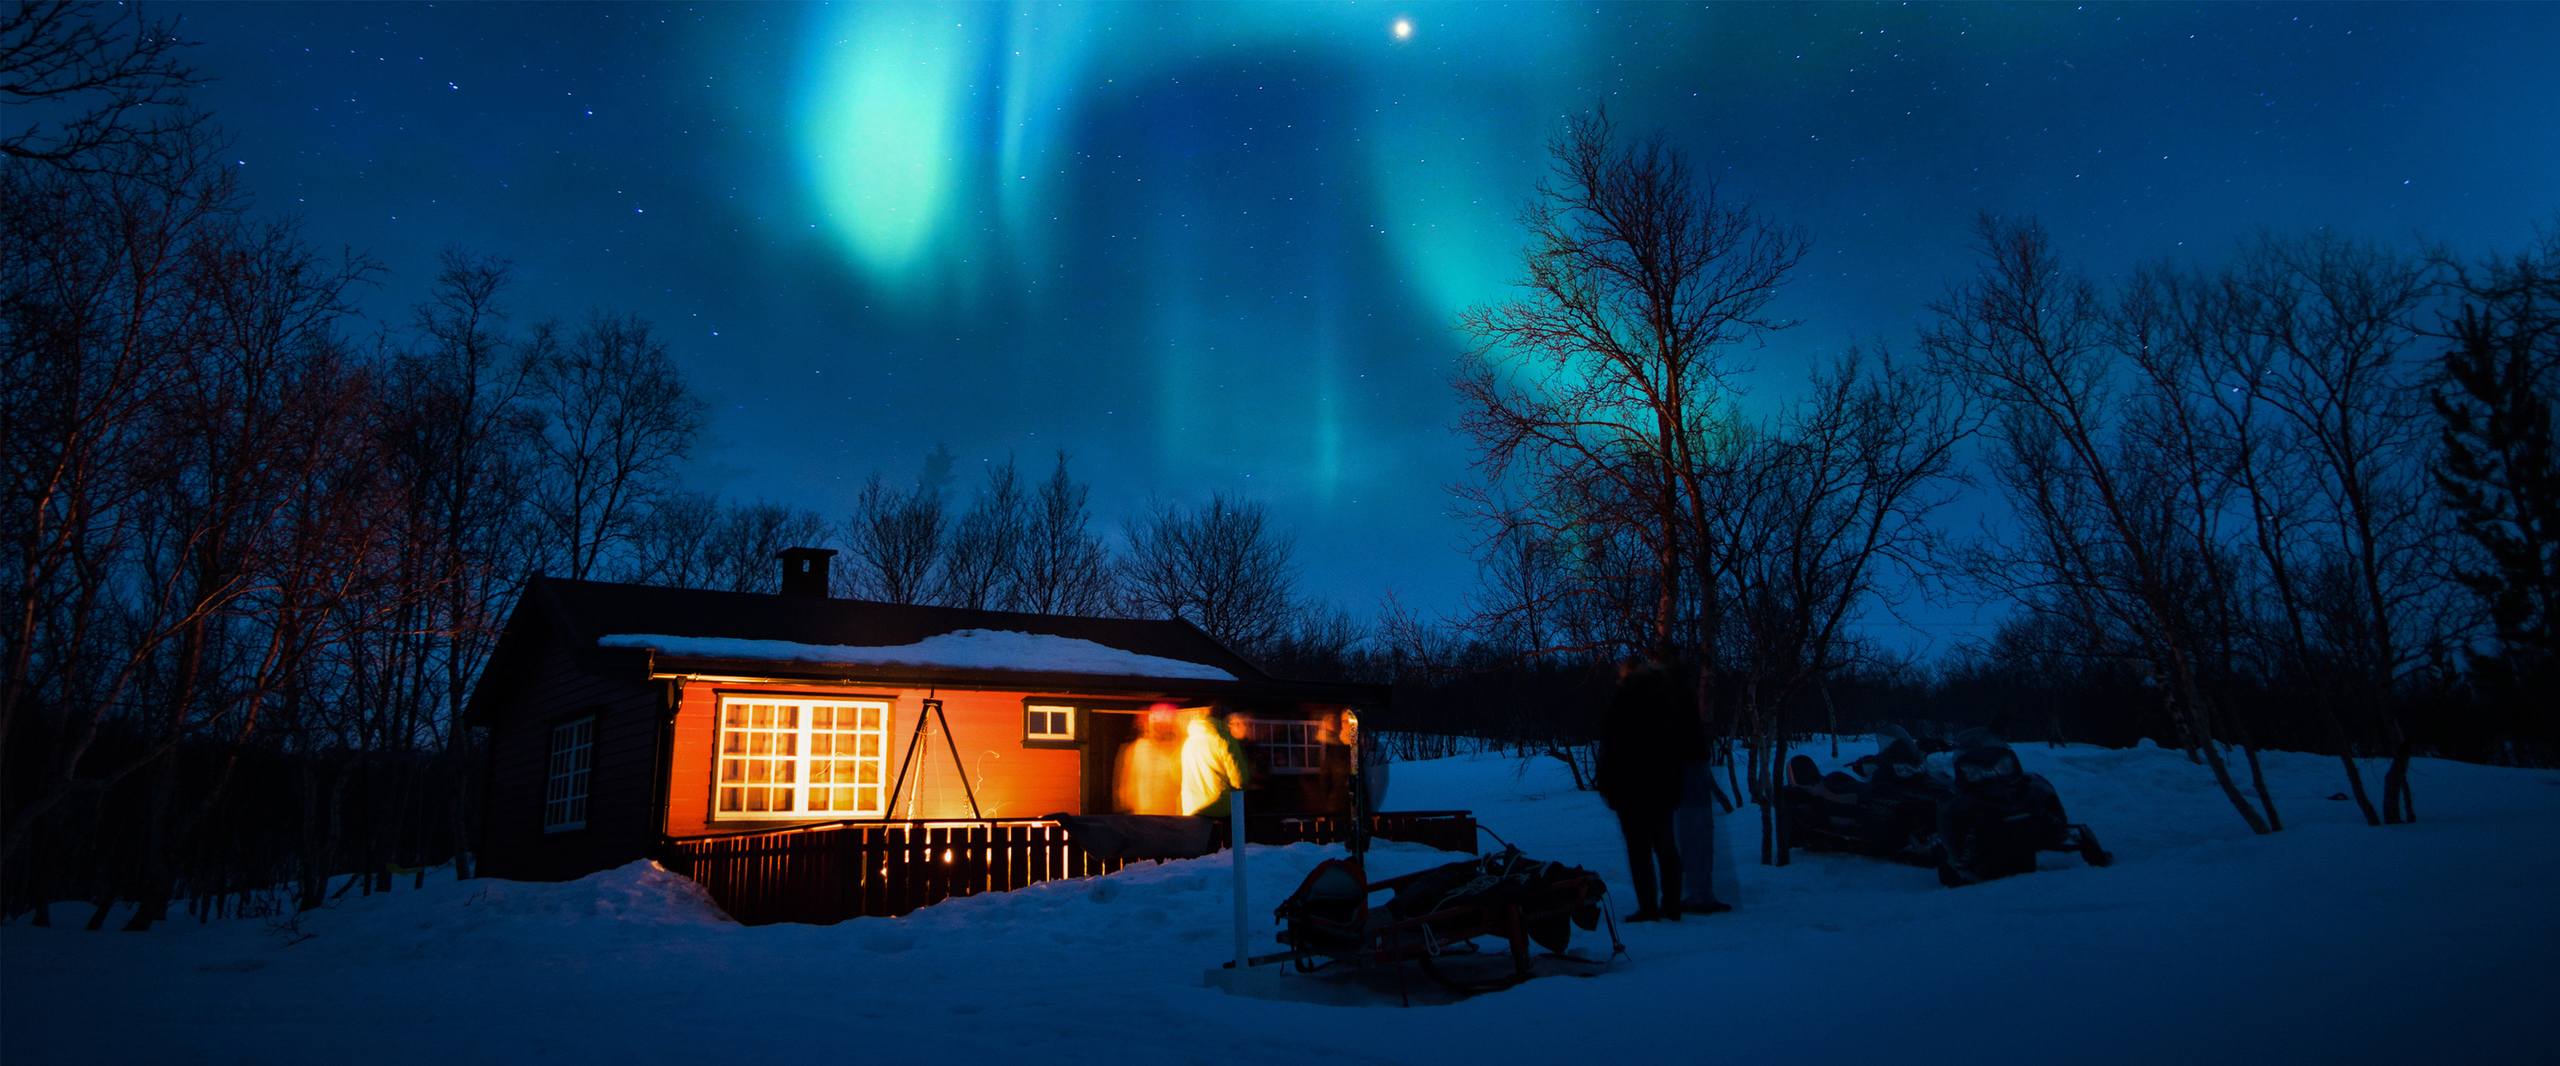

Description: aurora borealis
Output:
[178,2,2560,644]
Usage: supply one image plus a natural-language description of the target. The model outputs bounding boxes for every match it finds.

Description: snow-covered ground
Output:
[6,742,2554,1065]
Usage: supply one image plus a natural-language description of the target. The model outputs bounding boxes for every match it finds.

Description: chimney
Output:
[777,547,835,598]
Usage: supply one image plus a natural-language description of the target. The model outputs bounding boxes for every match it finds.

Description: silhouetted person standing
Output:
[1597,655,1695,921]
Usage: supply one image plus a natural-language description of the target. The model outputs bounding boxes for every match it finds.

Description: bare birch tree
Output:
[0,127,245,865]
[844,471,947,605]
[1455,107,1807,745]
[625,495,831,593]
[1925,213,2275,834]
[1009,452,1118,616]
[526,312,705,581]
[1121,492,1296,651]
[939,459,1027,610]
[0,1,200,177]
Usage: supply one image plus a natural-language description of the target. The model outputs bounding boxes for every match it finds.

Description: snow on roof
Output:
[596,629,1239,682]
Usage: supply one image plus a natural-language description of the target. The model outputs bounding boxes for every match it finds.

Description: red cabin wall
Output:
[664,681,1092,837]
[660,681,1363,838]
[482,656,1373,886]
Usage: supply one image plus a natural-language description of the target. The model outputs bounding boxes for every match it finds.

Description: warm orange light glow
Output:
[1112,706,1187,815]
[1111,705,1249,816]
[1179,709,1246,816]
[1104,706,1348,817]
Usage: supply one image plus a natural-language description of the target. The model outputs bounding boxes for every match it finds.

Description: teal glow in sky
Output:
[793,5,1561,325]
[180,2,2560,647]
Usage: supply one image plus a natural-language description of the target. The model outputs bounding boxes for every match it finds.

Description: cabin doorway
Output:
[1083,709,1140,814]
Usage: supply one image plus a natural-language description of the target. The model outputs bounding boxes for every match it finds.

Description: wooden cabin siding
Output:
[661,684,1366,839]
[478,644,662,881]
[664,681,1088,837]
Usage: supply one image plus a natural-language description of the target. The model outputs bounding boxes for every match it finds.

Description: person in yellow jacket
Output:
[1178,707,1250,817]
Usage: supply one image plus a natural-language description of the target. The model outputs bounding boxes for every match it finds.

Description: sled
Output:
[1243,846,1623,1003]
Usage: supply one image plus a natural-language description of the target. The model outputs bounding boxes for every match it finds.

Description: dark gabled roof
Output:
[532,575,1269,677]
[466,576,1383,725]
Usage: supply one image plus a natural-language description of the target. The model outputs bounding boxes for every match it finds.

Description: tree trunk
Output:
[120,754,179,932]
[2382,739,2417,824]
[1721,739,1743,814]
[2194,735,2271,835]
[2220,704,2283,833]
[2241,742,2282,833]
[1822,682,1839,759]
[1770,721,1792,867]
[448,749,475,881]
[2167,658,2271,834]
[295,760,327,912]
[1755,763,1773,867]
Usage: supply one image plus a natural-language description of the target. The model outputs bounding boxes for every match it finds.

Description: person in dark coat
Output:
[1595,654,1698,921]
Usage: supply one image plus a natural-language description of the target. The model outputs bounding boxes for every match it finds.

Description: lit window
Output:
[1256,719,1322,775]
[714,696,889,820]
[544,716,594,832]
[1025,703,1076,743]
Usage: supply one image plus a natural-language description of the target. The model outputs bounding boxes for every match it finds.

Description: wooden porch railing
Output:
[655,810,1476,926]
[1227,810,1480,854]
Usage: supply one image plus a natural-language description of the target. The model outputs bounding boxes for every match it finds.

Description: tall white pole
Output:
[1230,787,1249,971]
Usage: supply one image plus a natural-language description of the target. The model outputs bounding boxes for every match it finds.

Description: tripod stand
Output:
[881,696,983,820]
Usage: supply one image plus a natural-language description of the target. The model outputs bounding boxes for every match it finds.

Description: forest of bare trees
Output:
[0,4,733,918]
[1423,111,2558,866]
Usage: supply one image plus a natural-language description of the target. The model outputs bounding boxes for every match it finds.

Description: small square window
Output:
[1025,703,1076,744]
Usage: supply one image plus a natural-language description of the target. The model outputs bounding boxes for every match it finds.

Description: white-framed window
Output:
[714,696,889,820]
[544,716,595,832]
[1256,718,1323,775]
[1025,702,1076,743]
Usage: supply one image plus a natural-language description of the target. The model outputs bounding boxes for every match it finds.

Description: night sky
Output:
[177,2,2560,652]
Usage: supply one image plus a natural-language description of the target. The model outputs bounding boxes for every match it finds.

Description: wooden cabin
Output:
[467,549,1469,923]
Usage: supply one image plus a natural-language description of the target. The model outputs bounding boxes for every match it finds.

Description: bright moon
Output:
[1392,17,1413,41]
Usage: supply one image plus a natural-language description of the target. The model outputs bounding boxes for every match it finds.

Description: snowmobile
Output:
[1780,726,1946,866]
[1779,726,2112,886]
[1931,729,2112,886]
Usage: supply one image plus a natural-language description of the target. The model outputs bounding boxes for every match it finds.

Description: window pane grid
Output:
[715,698,887,819]
[544,717,594,831]
[1259,720,1321,774]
